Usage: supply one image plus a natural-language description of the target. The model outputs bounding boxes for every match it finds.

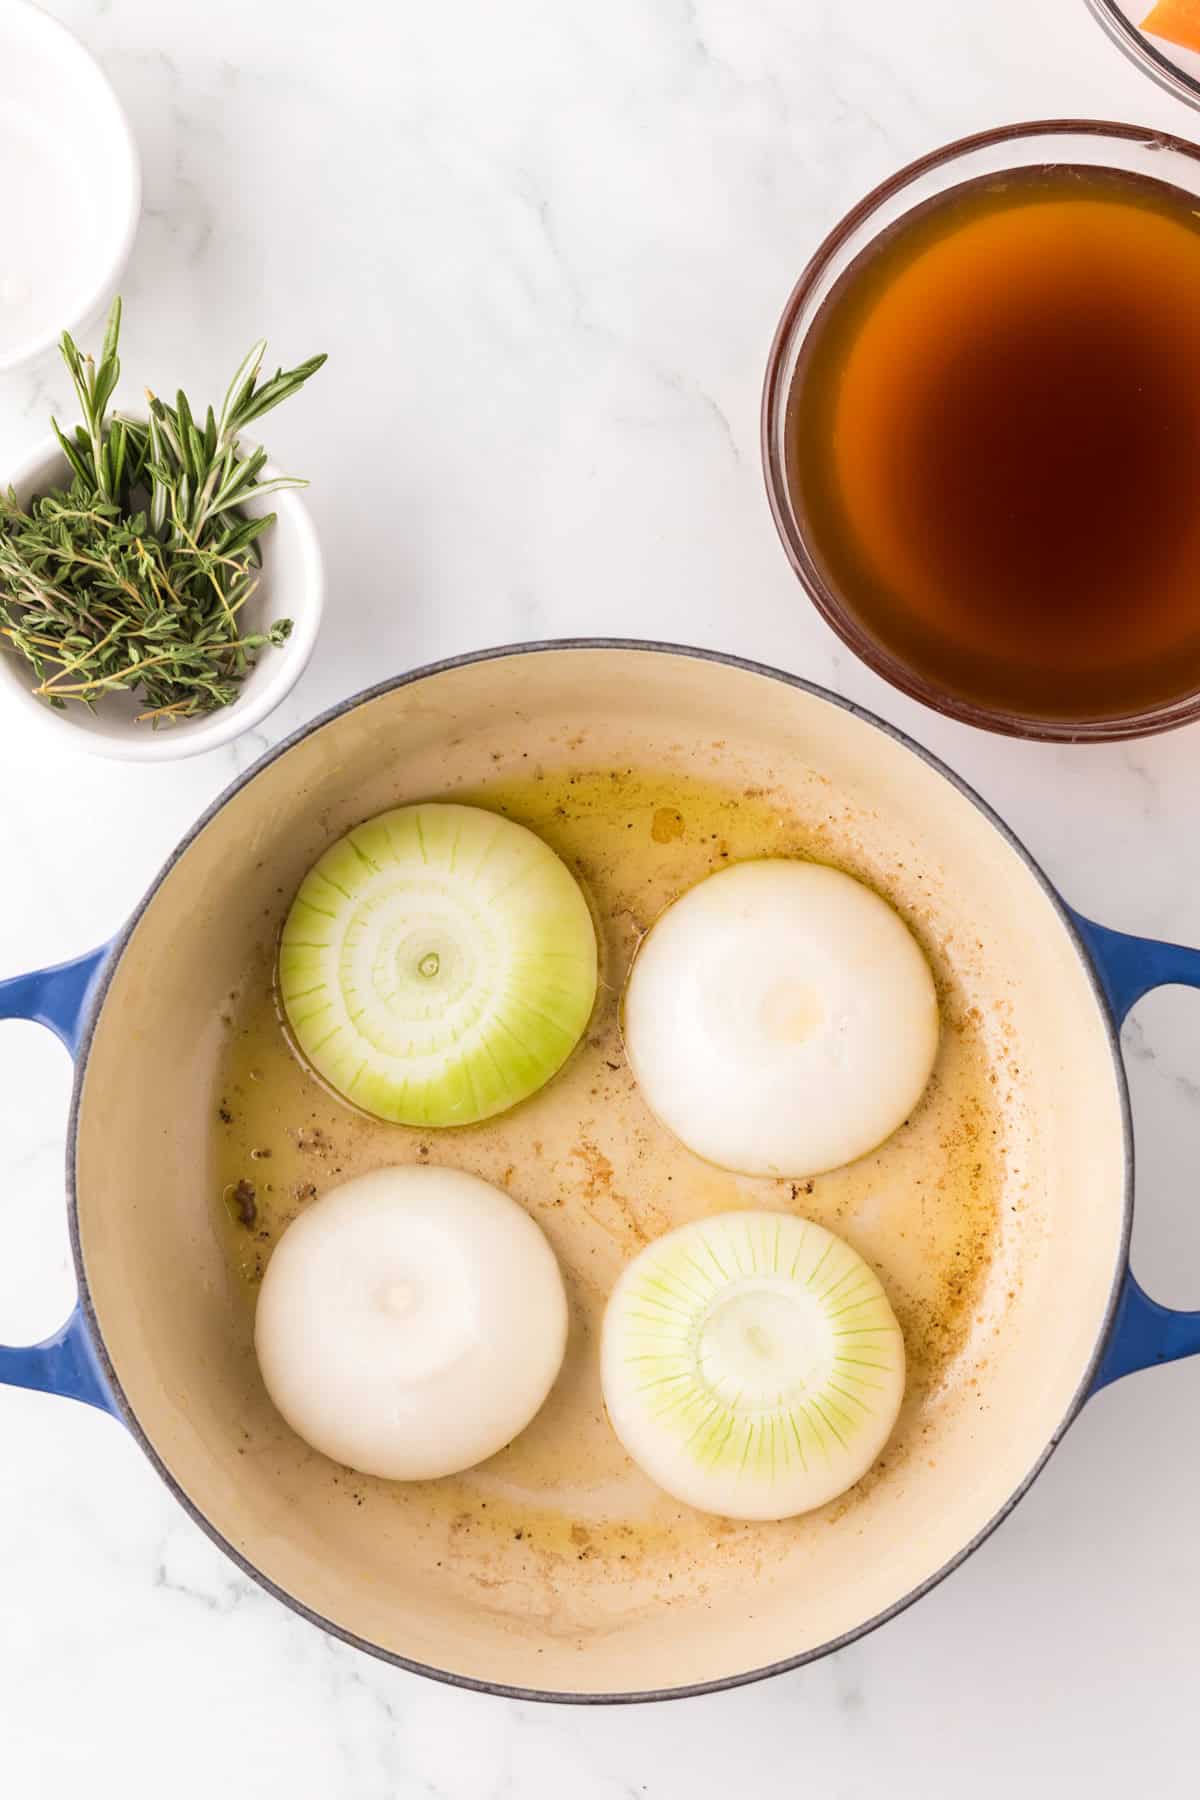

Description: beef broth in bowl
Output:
[763,122,1200,739]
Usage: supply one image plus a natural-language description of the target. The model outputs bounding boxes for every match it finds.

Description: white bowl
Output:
[0,4,140,374]
[0,435,324,761]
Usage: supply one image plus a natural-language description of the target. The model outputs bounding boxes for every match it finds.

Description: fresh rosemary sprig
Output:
[0,299,325,724]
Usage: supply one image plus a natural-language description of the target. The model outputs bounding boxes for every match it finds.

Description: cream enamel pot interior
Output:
[3,641,1199,1704]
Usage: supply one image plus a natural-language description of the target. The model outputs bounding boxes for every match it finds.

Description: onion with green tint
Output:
[601,1210,905,1520]
[278,803,598,1126]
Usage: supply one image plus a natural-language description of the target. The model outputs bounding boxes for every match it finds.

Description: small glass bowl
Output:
[1087,1,1200,113]
[761,119,1200,743]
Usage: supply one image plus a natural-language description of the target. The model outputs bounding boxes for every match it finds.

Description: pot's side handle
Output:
[1072,912,1200,1392]
[0,947,116,1415]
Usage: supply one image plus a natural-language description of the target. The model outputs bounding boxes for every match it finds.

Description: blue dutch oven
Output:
[0,642,1197,1701]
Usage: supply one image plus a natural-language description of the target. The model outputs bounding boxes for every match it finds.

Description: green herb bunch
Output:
[0,300,325,724]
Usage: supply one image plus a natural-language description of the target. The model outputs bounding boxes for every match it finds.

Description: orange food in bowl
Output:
[1142,0,1200,54]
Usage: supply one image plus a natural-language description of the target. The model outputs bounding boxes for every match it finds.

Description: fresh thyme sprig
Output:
[0,299,325,723]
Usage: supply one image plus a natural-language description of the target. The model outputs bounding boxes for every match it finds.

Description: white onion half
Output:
[623,858,939,1176]
[254,1166,569,1480]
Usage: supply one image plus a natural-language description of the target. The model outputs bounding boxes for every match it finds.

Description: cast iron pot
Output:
[1,642,1197,1703]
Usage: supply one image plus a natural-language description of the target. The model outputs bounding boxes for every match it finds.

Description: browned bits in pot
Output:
[224,1179,257,1229]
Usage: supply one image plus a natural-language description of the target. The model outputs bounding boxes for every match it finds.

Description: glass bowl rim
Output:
[1085,0,1200,116]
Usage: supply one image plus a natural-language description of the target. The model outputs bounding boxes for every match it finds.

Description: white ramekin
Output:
[0,434,324,761]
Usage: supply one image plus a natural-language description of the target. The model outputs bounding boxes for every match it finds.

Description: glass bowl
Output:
[761,119,1200,743]
[1087,1,1200,112]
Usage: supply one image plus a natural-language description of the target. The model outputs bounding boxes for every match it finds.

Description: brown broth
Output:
[211,768,1009,1566]
[786,165,1200,723]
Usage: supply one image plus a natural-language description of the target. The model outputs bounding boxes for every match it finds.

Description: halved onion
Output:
[623,858,938,1176]
[601,1209,905,1519]
[255,1165,569,1480]
[279,802,597,1127]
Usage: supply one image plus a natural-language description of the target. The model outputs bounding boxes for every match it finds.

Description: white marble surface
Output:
[3,0,1200,1791]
